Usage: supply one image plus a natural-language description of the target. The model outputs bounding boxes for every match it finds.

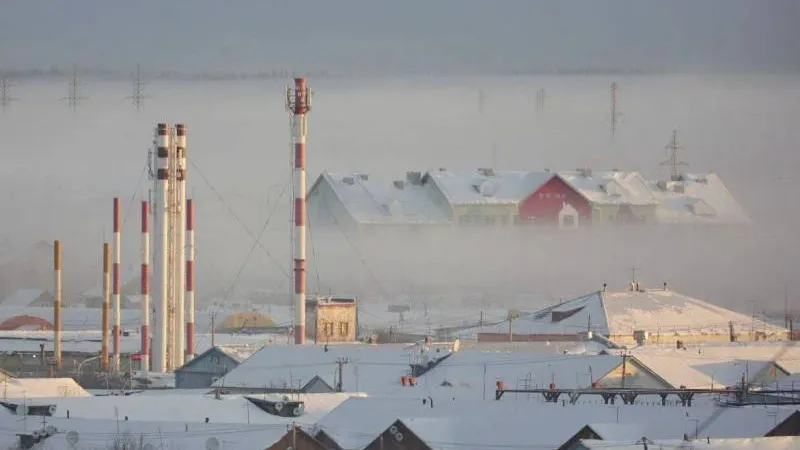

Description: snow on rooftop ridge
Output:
[648,172,750,225]
[558,170,657,206]
[316,171,450,224]
[602,289,786,336]
[581,437,800,450]
[423,169,554,205]
[3,377,90,399]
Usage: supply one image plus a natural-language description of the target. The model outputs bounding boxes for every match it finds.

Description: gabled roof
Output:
[422,169,554,205]
[1,289,48,308]
[214,344,441,394]
[558,170,657,206]
[310,171,450,225]
[647,172,751,225]
[177,345,260,371]
[495,288,786,339]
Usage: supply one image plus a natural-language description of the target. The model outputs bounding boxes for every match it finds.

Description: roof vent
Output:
[577,168,592,178]
[393,180,405,190]
[358,174,369,181]
[439,167,447,172]
[406,171,422,185]
[477,168,495,177]
[342,177,355,185]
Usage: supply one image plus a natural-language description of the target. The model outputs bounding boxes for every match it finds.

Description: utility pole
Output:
[660,130,689,181]
[335,357,349,392]
[621,352,628,388]
[62,64,87,110]
[1,75,18,111]
[629,265,639,287]
[127,63,147,111]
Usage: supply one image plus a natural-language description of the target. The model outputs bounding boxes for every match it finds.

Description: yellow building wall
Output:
[452,204,519,227]
[594,362,671,389]
[590,204,657,225]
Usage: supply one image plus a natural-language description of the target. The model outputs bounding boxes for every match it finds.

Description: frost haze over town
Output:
[0,1,799,449]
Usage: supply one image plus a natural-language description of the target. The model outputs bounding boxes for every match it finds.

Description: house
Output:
[306,297,358,344]
[420,168,553,226]
[78,265,141,308]
[478,284,788,345]
[266,426,331,450]
[558,169,658,224]
[518,172,592,226]
[647,172,750,225]
[306,171,451,232]
[214,344,450,394]
[0,241,53,302]
[363,419,432,450]
[1,289,53,309]
[175,345,260,389]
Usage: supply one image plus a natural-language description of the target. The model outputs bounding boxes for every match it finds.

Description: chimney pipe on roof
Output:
[663,281,668,291]
[602,283,607,292]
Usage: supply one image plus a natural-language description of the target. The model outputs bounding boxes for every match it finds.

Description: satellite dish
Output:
[206,437,220,450]
[66,430,80,447]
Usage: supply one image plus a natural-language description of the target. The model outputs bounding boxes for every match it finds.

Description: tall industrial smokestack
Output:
[185,198,195,359]
[286,77,311,345]
[141,200,150,373]
[173,124,187,368]
[152,123,170,373]
[112,197,122,372]
[53,240,62,369]
[102,242,111,371]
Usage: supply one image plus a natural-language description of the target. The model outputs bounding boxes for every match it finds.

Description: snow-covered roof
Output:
[496,288,786,338]
[215,344,444,394]
[423,169,554,205]
[630,342,800,389]
[580,437,800,450]
[413,351,624,397]
[313,171,450,225]
[2,377,90,398]
[1,289,46,308]
[314,396,798,449]
[0,413,287,450]
[647,172,751,225]
[559,170,657,206]
[216,344,259,363]
[23,392,355,426]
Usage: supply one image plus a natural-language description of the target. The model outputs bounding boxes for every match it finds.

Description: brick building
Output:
[306,297,358,344]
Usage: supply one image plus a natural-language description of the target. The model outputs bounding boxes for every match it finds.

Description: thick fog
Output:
[1,76,799,317]
[1,2,799,319]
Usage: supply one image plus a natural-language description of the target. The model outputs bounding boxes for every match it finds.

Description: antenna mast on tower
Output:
[660,130,689,181]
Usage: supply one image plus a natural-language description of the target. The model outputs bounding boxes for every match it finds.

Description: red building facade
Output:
[518,175,591,224]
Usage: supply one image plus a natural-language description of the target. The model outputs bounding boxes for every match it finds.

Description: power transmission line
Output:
[610,82,622,139]
[1,75,18,110]
[126,64,147,111]
[61,64,87,110]
[660,129,689,181]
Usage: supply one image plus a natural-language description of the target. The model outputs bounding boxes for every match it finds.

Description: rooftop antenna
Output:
[610,82,622,139]
[660,130,689,181]
[126,64,147,111]
[61,64,87,110]
[1,75,18,110]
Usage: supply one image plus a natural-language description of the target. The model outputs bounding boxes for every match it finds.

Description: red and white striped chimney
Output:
[140,200,150,373]
[185,198,195,358]
[102,242,111,372]
[152,123,170,373]
[112,197,122,372]
[287,77,311,345]
[53,240,62,369]
[174,124,187,368]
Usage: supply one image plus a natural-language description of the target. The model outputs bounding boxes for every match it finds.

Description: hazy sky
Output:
[1,0,799,74]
